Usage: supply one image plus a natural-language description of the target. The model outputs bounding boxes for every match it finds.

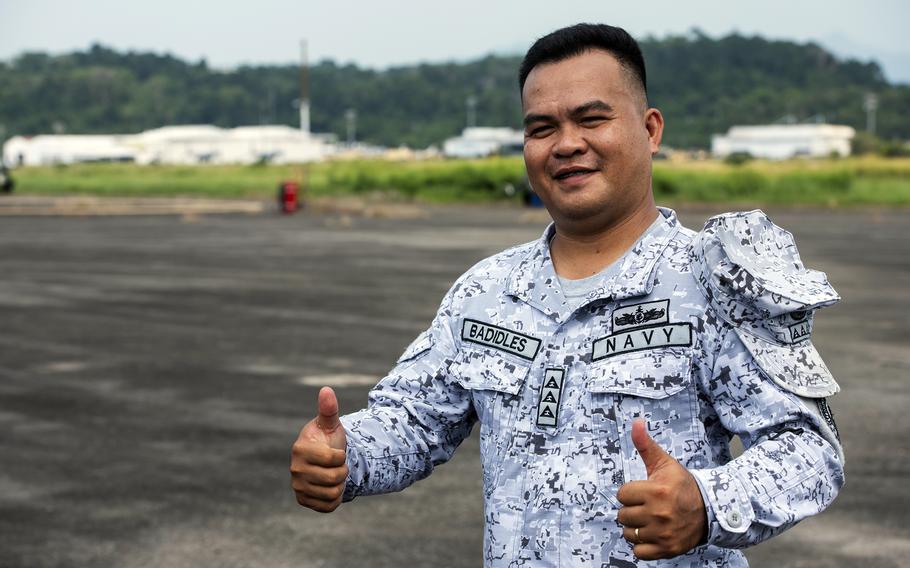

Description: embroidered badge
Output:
[592,323,692,360]
[536,368,564,428]
[612,299,670,332]
[788,320,812,343]
[461,319,541,361]
[816,398,840,440]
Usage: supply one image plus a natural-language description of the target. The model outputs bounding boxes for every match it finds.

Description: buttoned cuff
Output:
[689,467,756,548]
[340,416,365,502]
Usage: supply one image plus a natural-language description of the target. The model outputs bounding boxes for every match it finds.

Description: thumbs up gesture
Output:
[290,387,349,513]
[616,419,708,559]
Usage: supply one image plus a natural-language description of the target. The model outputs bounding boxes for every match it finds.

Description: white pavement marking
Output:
[297,374,380,387]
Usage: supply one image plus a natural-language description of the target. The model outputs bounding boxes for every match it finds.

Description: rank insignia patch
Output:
[536,368,564,428]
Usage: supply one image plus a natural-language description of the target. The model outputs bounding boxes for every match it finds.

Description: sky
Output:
[0,0,908,83]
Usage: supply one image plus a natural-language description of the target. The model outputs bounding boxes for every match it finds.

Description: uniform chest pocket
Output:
[587,350,700,507]
[451,348,531,499]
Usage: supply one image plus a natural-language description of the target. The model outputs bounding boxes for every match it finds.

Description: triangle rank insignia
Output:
[536,368,565,428]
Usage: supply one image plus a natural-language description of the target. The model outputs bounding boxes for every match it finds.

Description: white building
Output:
[443,127,523,159]
[2,134,135,166]
[130,125,334,165]
[711,124,856,159]
[2,125,336,166]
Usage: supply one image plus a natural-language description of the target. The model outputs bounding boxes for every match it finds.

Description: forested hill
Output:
[1,31,908,149]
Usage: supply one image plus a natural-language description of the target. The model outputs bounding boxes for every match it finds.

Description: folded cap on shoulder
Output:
[692,210,840,398]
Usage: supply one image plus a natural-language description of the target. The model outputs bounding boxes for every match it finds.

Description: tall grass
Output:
[9,156,910,206]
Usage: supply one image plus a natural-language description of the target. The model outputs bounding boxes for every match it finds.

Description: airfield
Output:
[0,199,907,567]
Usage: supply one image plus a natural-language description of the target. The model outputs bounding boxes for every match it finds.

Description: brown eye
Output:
[581,116,607,125]
[527,125,553,137]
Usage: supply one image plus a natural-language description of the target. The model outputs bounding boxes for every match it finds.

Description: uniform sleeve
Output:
[689,324,844,549]
[339,285,476,501]
[688,210,844,548]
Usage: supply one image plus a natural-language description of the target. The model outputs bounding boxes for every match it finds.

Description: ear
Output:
[644,108,664,155]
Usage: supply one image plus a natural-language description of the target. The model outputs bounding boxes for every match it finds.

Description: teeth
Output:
[558,170,590,179]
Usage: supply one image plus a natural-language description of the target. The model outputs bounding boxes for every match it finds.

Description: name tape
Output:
[593,323,692,360]
[461,319,541,361]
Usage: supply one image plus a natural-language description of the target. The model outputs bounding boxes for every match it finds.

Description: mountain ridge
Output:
[1,32,907,149]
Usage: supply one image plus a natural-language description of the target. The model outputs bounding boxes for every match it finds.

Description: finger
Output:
[293,479,345,502]
[291,463,349,487]
[316,386,341,432]
[616,505,649,527]
[632,543,665,561]
[616,480,649,506]
[622,525,649,545]
[302,444,347,468]
[295,492,342,513]
[631,419,671,477]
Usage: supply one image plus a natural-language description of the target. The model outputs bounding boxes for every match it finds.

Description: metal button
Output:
[726,510,743,528]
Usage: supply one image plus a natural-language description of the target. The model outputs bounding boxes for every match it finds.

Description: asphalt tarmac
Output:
[0,203,907,567]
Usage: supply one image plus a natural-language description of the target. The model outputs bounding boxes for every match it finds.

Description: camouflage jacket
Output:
[340,207,844,567]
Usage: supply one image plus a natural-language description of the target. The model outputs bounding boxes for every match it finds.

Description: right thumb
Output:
[316,386,341,432]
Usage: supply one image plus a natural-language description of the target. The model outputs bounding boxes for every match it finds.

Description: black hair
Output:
[518,23,647,101]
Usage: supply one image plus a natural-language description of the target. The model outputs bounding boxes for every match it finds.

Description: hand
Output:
[616,419,708,559]
[290,386,349,513]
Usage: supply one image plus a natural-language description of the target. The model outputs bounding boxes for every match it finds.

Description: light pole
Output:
[863,93,878,136]
[466,95,477,129]
[299,39,310,136]
[345,109,357,146]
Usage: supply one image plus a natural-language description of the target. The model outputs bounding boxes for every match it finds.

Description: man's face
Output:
[521,49,663,231]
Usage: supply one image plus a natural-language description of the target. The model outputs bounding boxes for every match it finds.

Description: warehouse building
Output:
[443,127,523,159]
[2,125,336,166]
[711,123,856,159]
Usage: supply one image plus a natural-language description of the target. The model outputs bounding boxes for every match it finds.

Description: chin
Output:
[550,202,610,224]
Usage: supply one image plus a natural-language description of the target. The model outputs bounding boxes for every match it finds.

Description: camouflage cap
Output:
[693,210,840,398]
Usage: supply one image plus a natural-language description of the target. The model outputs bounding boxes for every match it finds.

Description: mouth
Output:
[552,167,597,181]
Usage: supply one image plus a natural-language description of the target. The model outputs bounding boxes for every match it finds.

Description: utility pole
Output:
[863,92,878,136]
[466,95,477,129]
[345,109,357,146]
[299,39,310,136]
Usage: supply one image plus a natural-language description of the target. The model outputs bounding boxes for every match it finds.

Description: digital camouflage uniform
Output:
[340,208,844,567]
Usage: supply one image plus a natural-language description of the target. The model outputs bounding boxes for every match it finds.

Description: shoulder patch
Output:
[816,398,840,441]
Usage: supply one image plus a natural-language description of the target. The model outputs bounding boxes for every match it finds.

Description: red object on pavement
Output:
[278,181,299,214]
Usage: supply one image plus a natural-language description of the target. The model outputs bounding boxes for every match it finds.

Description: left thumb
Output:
[632,419,671,477]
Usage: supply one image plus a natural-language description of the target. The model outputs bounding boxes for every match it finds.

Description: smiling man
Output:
[291,24,844,567]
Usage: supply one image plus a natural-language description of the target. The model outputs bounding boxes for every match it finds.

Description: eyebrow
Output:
[523,100,615,128]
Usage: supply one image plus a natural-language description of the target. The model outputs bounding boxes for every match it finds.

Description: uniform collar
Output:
[506,207,681,323]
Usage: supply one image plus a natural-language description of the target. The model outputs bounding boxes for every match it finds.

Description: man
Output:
[290,23,843,566]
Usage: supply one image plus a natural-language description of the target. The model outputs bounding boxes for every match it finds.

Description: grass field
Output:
[8,156,910,206]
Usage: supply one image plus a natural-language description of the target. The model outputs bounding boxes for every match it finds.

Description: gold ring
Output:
[634,527,640,544]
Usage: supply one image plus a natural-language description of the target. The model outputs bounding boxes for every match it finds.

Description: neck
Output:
[550,204,660,279]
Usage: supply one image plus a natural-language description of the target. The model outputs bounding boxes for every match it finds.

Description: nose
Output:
[552,124,588,158]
